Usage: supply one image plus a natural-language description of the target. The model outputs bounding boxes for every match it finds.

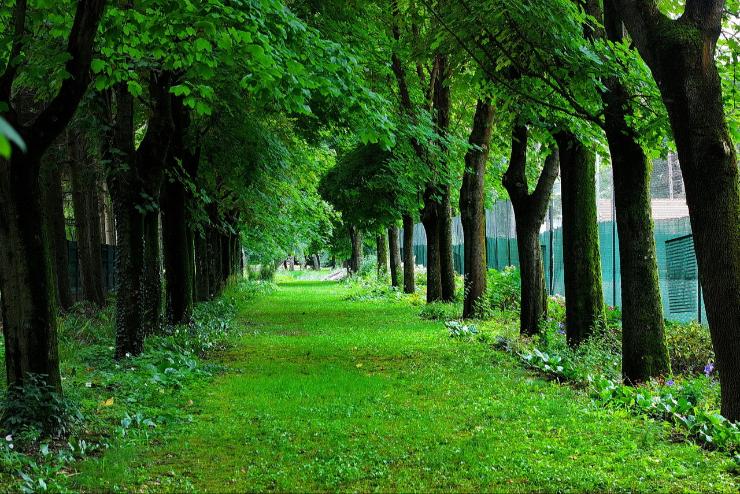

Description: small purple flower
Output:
[666,379,675,386]
[557,329,566,335]
[704,362,715,377]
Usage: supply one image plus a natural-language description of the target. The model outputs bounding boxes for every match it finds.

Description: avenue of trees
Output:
[0,0,739,430]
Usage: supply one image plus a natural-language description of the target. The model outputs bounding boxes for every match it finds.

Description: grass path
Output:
[75,281,736,492]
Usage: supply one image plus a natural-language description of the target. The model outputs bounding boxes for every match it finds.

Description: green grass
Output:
[72,280,737,492]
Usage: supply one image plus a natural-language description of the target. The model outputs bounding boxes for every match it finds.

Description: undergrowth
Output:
[0,279,273,493]
[342,264,736,469]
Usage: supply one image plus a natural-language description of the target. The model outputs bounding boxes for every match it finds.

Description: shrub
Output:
[419,302,460,321]
[259,262,276,281]
[486,266,520,311]
[414,269,427,287]
[665,320,714,375]
[357,255,377,278]
[1,375,83,438]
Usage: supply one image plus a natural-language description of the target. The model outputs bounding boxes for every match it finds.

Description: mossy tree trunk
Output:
[432,55,456,302]
[555,131,604,346]
[69,129,106,307]
[108,73,174,357]
[0,0,105,392]
[39,154,73,311]
[599,0,669,382]
[376,232,388,278]
[194,233,210,302]
[503,126,559,335]
[421,196,443,302]
[402,214,415,293]
[349,225,363,275]
[388,225,402,287]
[460,100,495,318]
[162,98,197,325]
[614,0,740,420]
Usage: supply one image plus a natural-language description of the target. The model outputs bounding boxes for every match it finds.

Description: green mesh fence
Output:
[399,152,706,323]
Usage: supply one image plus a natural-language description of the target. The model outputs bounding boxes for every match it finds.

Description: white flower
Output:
[5,434,11,442]
[8,444,12,449]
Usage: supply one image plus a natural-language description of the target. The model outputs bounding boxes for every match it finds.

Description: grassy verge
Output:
[66,277,737,492]
[345,270,738,469]
[0,279,274,493]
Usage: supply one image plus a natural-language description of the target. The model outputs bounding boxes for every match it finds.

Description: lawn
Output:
[72,280,737,492]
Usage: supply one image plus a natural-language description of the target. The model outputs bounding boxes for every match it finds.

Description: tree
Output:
[459,100,495,318]
[556,131,605,345]
[388,225,402,287]
[613,0,740,420]
[588,0,670,381]
[0,0,107,393]
[69,123,106,307]
[503,126,559,335]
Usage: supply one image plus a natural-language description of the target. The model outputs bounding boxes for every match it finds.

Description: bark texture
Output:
[459,100,495,318]
[614,0,740,420]
[69,128,105,307]
[0,0,106,392]
[503,126,559,335]
[376,233,388,278]
[388,225,402,287]
[39,154,73,311]
[402,214,415,293]
[162,98,196,324]
[349,226,363,275]
[555,131,604,346]
[600,0,670,382]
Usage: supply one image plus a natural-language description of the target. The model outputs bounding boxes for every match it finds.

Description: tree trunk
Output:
[348,225,363,275]
[162,186,193,324]
[503,126,559,335]
[0,0,105,391]
[613,0,740,419]
[402,215,416,293]
[376,233,388,278]
[39,155,73,311]
[107,85,145,358]
[421,196,443,302]
[0,151,62,391]
[460,100,495,318]
[162,99,196,325]
[431,54,456,302]
[439,186,456,301]
[600,0,669,383]
[108,72,173,356]
[555,131,604,345]
[69,129,105,307]
[388,225,402,287]
[221,232,232,283]
[206,226,222,298]
[194,233,210,302]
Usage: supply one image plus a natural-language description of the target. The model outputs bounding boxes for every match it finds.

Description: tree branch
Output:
[29,0,107,152]
[502,124,529,202]
[0,0,28,110]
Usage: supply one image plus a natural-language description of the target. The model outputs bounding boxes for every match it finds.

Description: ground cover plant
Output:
[0,280,272,492]
[1,0,739,491]
[66,279,737,492]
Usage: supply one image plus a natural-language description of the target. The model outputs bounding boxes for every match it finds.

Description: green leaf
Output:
[0,117,25,153]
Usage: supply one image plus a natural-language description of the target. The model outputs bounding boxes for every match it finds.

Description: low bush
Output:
[419,301,460,321]
[486,266,520,311]
[0,278,269,492]
[414,269,427,287]
[665,320,714,375]
[357,255,377,278]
